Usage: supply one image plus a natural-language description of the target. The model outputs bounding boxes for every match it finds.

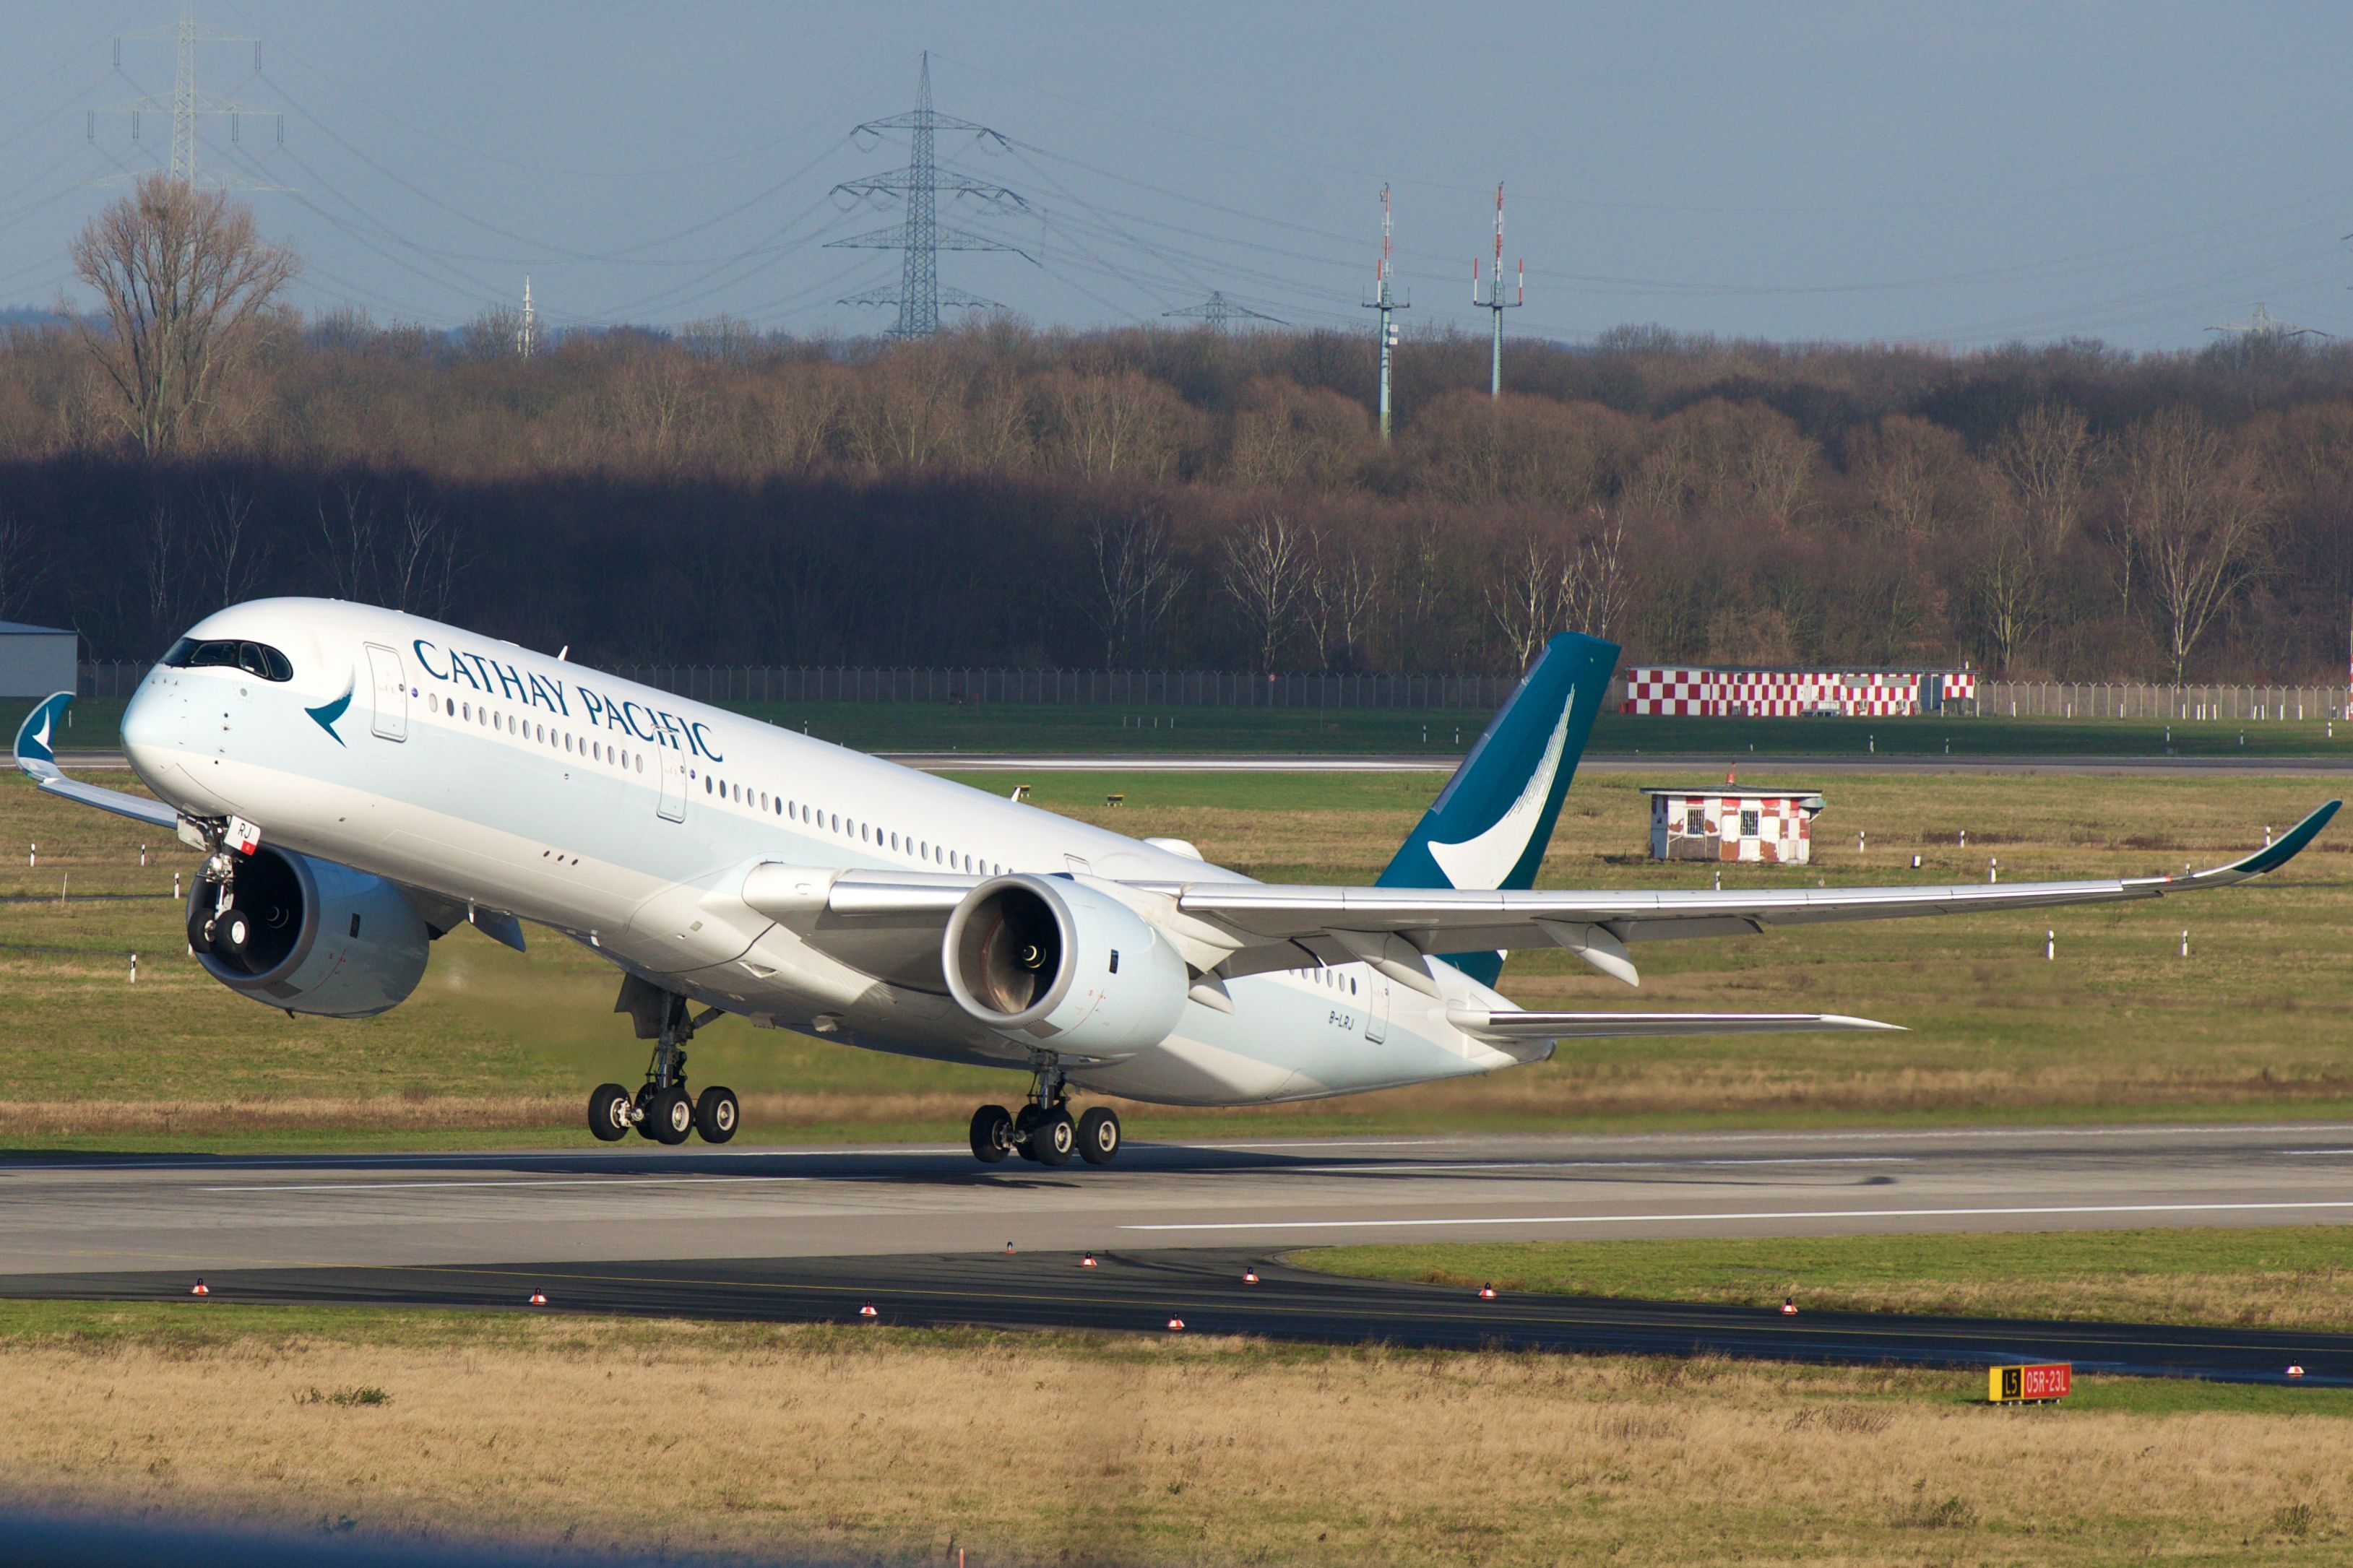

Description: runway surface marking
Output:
[1126,1198,2353,1231]
[192,1153,1914,1194]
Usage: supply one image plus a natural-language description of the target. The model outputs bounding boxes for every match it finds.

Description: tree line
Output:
[7,175,2352,680]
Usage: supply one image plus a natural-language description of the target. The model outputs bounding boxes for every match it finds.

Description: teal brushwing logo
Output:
[306,681,353,747]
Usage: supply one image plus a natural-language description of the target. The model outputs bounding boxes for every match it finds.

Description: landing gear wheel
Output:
[1012,1103,1046,1164]
[1076,1106,1121,1165]
[1031,1109,1077,1167]
[587,1083,633,1143]
[647,1086,694,1146]
[969,1104,1014,1164]
[694,1086,740,1144]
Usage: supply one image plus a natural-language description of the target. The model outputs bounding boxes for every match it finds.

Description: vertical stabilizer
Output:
[1378,632,1618,984]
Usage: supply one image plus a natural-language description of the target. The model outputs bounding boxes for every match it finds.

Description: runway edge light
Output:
[1987,1363,2071,1403]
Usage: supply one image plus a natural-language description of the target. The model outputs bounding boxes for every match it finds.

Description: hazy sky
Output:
[6,1,2352,350]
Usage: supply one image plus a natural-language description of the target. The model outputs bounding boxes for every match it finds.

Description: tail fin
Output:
[1378,632,1617,985]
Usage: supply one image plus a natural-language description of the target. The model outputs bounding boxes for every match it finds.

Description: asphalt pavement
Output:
[9,1244,2343,1387]
[0,1122,2350,1387]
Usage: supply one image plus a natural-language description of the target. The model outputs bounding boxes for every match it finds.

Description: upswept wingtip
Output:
[12,691,72,780]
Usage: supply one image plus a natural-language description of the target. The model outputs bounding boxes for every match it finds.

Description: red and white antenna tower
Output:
[1473,181,1523,397]
[1363,183,1409,443]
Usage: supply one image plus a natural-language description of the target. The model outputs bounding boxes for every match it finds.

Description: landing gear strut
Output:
[966,1054,1119,1167]
[588,979,739,1145]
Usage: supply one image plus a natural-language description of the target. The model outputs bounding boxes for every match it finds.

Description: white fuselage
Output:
[121,599,1530,1106]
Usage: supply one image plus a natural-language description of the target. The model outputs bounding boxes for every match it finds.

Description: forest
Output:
[10,183,2353,680]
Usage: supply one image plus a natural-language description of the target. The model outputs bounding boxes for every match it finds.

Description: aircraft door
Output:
[363,644,407,742]
[656,749,687,822]
[1363,972,1389,1044]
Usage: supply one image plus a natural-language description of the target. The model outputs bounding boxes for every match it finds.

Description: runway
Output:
[5,1124,2349,1383]
[5,1122,2353,1272]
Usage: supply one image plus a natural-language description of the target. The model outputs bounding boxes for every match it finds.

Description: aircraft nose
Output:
[119,672,179,768]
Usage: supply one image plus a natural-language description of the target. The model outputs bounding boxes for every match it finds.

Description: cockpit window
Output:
[163,638,293,683]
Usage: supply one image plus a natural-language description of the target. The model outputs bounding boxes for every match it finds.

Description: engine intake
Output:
[186,846,431,1018]
[942,875,1188,1054]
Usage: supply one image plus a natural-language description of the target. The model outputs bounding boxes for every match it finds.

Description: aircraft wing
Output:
[1165,800,2341,989]
[13,693,178,829]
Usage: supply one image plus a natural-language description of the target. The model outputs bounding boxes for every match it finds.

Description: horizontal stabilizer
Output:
[1446,1007,1904,1042]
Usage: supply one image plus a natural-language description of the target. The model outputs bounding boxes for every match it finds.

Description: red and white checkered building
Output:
[1644,787,1827,865]
[1620,666,1976,717]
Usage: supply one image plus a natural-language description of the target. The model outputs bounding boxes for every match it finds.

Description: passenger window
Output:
[704,776,713,794]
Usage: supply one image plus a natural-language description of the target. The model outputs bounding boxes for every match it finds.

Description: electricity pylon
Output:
[92,3,285,191]
[1472,181,1522,397]
[1362,184,1408,442]
[2205,303,2326,340]
[1163,291,1285,329]
[829,53,1033,337]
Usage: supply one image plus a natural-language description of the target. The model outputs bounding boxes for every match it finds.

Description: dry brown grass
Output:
[4,1317,2352,1564]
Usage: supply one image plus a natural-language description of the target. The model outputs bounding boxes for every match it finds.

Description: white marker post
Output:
[1989,858,1998,884]
[2046,930,2054,961]
[2181,929,2190,958]
[129,953,137,983]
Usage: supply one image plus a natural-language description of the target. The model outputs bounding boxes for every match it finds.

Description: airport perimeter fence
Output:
[69,660,2353,721]
[1977,680,2352,722]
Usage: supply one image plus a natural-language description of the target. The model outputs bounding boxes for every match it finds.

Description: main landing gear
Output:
[589,981,738,1146]
[969,1055,1121,1167]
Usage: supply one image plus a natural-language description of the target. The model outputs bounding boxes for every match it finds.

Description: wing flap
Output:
[1446,1007,1904,1041]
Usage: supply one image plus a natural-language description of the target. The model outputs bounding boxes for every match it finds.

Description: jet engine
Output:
[184,846,431,1018]
[942,875,1188,1054]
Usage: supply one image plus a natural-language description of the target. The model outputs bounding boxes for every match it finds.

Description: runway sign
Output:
[1988,1362,2072,1403]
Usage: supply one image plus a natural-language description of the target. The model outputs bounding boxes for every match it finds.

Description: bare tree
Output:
[2115,408,2274,681]
[385,490,455,613]
[69,173,298,454]
[313,480,379,602]
[1561,506,1633,644]
[1485,530,1569,672]
[1081,506,1188,666]
[198,482,269,609]
[1993,402,2094,551]
[141,500,186,647]
[1305,537,1381,670]
[0,510,51,623]
[1972,503,2045,674]
[1218,511,1311,673]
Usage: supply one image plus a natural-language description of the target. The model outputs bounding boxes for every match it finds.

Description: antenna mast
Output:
[517,276,538,358]
[1363,184,1408,442]
[1473,181,1522,397]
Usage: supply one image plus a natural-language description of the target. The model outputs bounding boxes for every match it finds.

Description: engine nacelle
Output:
[942,875,1189,1055]
[185,846,431,1018]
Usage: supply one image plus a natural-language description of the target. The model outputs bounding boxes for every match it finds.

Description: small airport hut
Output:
[1644,785,1826,865]
[0,620,75,699]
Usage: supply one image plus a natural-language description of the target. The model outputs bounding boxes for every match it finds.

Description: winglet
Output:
[2175,800,2340,888]
[13,692,72,782]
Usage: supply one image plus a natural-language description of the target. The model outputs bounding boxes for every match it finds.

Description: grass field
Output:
[1,762,2348,1150]
[12,691,2353,758]
[1300,1226,2353,1333]
[2,1299,2350,1565]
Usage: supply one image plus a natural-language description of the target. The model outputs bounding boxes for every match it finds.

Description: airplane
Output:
[12,599,2339,1166]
